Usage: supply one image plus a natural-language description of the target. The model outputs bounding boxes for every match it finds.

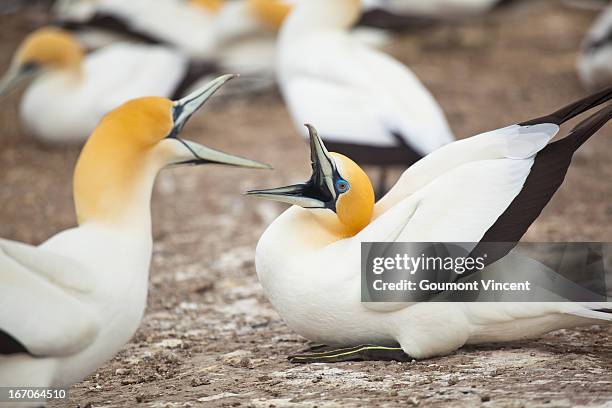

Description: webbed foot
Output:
[289,344,412,363]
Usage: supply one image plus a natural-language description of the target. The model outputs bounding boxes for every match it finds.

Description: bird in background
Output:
[0,75,270,389]
[54,0,223,54]
[54,0,394,94]
[0,26,214,144]
[53,0,296,93]
[578,5,612,91]
[247,88,612,363]
[277,0,455,196]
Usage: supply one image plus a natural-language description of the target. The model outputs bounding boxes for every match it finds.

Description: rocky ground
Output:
[0,1,611,407]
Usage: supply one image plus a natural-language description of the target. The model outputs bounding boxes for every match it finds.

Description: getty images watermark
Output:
[361,243,612,302]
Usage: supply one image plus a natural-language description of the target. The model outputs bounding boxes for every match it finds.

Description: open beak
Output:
[0,63,41,99]
[246,125,337,208]
[168,74,271,170]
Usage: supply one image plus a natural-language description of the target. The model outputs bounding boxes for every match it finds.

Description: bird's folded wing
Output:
[0,239,99,357]
[282,36,453,150]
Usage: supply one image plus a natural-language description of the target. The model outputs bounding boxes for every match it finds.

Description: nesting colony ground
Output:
[0,1,611,407]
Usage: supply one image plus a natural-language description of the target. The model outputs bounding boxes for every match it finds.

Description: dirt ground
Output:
[1,1,611,407]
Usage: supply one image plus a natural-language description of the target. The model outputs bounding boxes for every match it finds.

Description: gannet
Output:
[247,88,612,363]
[578,5,612,91]
[0,26,213,144]
[277,0,455,196]
[0,75,270,389]
[54,0,221,54]
[55,0,291,64]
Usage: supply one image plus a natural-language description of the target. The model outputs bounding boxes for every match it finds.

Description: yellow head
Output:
[188,0,224,13]
[73,75,271,226]
[15,27,84,71]
[248,0,292,30]
[332,153,375,235]
[0,27,84,97]
[247,125,374,237]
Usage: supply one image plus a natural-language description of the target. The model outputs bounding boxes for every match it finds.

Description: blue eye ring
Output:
[336,179,350,193]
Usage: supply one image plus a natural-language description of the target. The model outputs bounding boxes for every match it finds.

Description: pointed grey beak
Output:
[0,63,41,99]
[245,124,338,209]
[245,183,328,208]
[170,74,236,137]
[168,74,272,170]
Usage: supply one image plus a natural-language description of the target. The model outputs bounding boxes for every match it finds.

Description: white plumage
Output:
[55,0,219,57]
[0,225,152,387]
[56,0,284,72]
[277,0,454,166]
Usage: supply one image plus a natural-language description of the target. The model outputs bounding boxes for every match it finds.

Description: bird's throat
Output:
[73,145,158,231]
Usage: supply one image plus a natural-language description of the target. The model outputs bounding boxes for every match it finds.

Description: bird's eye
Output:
[336,179,350,193]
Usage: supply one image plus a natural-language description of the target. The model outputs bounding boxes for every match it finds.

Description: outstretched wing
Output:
[0,239,99,357]
[360,88,612,313]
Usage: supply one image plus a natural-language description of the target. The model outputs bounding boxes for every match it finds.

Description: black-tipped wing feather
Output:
[474,103,612,265]
[520,86,612,126]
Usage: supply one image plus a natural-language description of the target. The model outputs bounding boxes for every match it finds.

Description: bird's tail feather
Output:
[568,306,612,322]
[520,86,612,126]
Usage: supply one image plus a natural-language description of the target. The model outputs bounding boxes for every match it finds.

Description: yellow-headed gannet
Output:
[0,75,270,387]
[0,26,216,144]
[277,0,455,196]
[247,88,612,363]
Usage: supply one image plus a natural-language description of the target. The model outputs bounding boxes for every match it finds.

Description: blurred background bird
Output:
[277,0,455,196]
[0,26,219,144]
[52,0,396,94]
[578,5,612,91]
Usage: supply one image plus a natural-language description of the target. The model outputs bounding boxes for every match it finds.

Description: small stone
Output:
[191,377,211,387]
[408,396,420,406]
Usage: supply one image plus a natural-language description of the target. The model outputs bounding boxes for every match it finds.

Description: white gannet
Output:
[0,75,270,389]
[277,0,455,196]
[579,6,612,91]
[55,0,291,63]
[247,88,612,363]
[54,0,294,94]
[55,0,222,58]
[0,26,217,144]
